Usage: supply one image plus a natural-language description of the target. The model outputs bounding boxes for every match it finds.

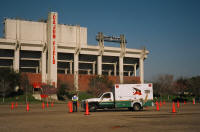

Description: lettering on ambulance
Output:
[133,88,142,95]
[52,14,56,64]
[148,83,152,87]
[116,84,119,88]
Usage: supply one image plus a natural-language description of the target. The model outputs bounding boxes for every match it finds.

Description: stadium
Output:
[0,12,149,93]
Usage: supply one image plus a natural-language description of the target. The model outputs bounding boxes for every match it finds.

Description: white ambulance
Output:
[82,83,153,111]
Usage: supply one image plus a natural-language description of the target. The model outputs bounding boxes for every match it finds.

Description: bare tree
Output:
[174,77,189,95]
[153,74,174,98]
[89,75,113,97]
[20,73,32,103]
[188,76,200,97]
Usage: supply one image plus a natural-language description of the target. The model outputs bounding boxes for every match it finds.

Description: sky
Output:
[0,0,199,81]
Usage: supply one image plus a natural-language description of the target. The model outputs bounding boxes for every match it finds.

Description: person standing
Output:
[72,94,78,112]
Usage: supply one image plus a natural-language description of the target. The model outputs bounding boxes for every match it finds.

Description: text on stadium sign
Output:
[52,14,56,64]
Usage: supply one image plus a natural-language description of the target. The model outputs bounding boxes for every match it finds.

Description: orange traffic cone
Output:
[156,101,159,111]
[15,102,18,108]
[51,101,54,107]
[26,102,30,112]
[85,101,90,115]
[172,102,176,113]
[11,102,14,110]
[193,98,195,104]
[68,101,73,113]
[160,101,162,107]
[163,100,166,105]
[42,102,45,109]
[177,101,180,108]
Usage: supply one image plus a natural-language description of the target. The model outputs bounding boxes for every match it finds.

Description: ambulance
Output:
[82,83,153,111]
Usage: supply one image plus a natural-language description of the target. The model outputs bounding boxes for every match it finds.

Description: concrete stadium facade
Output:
[0,12,149,91]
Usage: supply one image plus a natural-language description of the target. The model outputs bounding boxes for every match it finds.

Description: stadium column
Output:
[47,12,57,87]
[74,53,79,91]
[128,71,131,76]
[134,64,137,76]
[119,34,126,84]
[97,55,102,75]
[87,69,91,75]
[70,60,73,74]
[13,42,20,72]
[92,62,95,75]
[108,70,112,76]
[65,68,67,74]
[41,45,46,83]
[114,63,117,76]
[119,56,123,83]
[74,25,81,92]
[41,22,47,83]
[13,20,20,73]
[97,32,103,76]
[139,57,144,84]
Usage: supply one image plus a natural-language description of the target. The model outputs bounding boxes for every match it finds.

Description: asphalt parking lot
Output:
[0,102,200,132]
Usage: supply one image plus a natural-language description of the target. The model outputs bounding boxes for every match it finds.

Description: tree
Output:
[57,79,72,100]
[20,73,34,103]
[20,73,32,93]
[174,77,189,95]
[0,68,20,102]
[89,75,113,97]
[57,83,69,100]
[153,74,174,97]
[187,76,200,97]
[151,75,200,100]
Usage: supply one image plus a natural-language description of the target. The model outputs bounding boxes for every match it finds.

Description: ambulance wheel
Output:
[133,103,141,111]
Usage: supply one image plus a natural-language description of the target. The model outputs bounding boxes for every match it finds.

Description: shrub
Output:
[78,92,94,101]
[0,68,20,98]
[57,83,68,100]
